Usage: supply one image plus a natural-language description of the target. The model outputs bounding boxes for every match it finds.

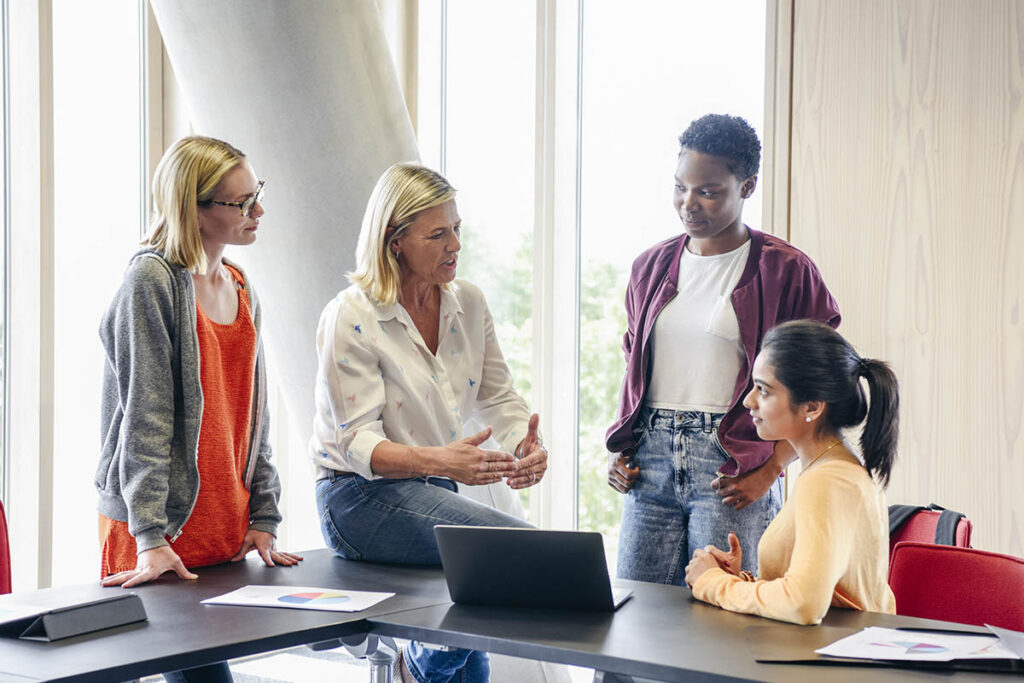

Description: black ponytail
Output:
[856,358,899,488]
[761,320,900,488]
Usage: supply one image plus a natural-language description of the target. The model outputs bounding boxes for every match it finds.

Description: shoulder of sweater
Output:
[795,458,875,500]
[125,249,177,278]
[758,233,822,272]
[630,234,684,273]
[118,251,184,301]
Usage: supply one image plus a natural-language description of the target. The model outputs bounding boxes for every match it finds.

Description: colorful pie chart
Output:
[872,640,950,655]
[277,591,350,605]
[899,641,949,654]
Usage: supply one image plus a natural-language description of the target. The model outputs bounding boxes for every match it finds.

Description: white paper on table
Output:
[987,624,1024,659]
[815,626,1021,662]
[201,585,395,613]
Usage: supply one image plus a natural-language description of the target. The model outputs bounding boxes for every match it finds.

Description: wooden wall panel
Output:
[788,0,1024,556]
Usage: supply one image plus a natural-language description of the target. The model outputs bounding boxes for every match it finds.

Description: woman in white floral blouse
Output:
[310,162,549,683]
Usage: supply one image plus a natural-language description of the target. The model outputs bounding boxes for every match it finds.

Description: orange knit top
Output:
[99,265,257,575]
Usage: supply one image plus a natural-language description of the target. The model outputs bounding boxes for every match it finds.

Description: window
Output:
[418,0,539,520]
[50,0,145,586]
[419,1,767,549]
[576,0,766,548]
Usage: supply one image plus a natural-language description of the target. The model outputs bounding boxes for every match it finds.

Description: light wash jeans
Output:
[317,473,531,682]
[617,408,782,584]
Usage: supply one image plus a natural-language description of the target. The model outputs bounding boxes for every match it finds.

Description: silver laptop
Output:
[434,525,632,611]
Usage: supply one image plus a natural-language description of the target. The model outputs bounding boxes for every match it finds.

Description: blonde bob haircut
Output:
[142,135,246,274]
[349,162,456,306]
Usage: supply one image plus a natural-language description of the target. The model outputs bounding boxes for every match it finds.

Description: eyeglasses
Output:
[199,180,265,217]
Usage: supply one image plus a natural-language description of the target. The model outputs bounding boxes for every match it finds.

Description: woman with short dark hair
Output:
[607,114,841,583]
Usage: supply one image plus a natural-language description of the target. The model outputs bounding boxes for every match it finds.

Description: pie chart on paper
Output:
[871,640,951,655]
[897,642,949,655]
[277,591,351,605]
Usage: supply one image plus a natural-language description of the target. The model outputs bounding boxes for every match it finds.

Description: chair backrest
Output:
[888,504,972,560]
[888,541,1024,631]
[0,499,10,594]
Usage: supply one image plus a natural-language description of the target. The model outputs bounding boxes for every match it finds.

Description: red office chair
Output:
[888,541,1024,631]
[0,499,10,594]
[888,504,972,568]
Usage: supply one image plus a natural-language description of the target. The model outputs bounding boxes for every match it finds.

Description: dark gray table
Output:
[0,553,1016,682]
[369,578,1017,682]
[0,549,449,683]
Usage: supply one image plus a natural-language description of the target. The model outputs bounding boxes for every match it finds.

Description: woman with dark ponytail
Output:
[684,320,897,625]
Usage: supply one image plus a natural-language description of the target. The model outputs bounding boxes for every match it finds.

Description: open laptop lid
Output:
[434,526,631,612]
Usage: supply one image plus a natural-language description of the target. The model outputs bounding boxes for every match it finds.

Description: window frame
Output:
[415,0,782,531]
[1,0,11,509]
[4,0,151,591]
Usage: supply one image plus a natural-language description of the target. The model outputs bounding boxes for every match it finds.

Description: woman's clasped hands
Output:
[684,531,744,588]
[435,414,548,489]
[509,413,548,490]
[438,426,518,485]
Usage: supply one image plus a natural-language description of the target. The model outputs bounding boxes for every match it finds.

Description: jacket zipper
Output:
[242,272,264,490]
[171,271,202,542]
[243,343,264,490]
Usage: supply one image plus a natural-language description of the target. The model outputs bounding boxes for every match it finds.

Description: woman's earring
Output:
[805,416,812,422]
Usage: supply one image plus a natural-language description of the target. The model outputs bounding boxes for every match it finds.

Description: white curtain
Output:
[150,0,419,438]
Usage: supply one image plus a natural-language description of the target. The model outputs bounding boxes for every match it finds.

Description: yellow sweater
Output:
[692,455,896,625]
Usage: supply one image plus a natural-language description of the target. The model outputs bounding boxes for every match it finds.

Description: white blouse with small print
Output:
[310,279,531,480]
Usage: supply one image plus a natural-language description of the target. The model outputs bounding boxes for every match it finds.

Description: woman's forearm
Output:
[370,440,440,478]
[369,429,516,485]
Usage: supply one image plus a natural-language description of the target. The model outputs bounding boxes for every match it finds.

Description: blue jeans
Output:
[404,641,489,683]
[617,408,782,584]
[317,473,531,681]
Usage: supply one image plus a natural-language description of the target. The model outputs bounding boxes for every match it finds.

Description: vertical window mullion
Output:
[438,0,447,176]
[530,0,563,529]
[138,0,148,238]
[1,0,10,508]
[542,0,583,531]
[570,0,584,529]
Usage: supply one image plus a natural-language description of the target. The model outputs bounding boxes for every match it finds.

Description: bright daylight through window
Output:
[420,0,766,556]
[50,0,144,586]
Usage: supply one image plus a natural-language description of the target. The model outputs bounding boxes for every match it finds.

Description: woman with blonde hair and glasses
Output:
[312,162,549,682]
[95,135,301,683]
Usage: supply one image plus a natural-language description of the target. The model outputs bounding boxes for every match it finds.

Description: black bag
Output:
[888,503,966,545]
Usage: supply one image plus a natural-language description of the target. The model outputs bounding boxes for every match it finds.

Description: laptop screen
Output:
[434,526,631,611]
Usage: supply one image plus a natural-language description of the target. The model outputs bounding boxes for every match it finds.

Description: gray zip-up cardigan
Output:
[95,249,282,554]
